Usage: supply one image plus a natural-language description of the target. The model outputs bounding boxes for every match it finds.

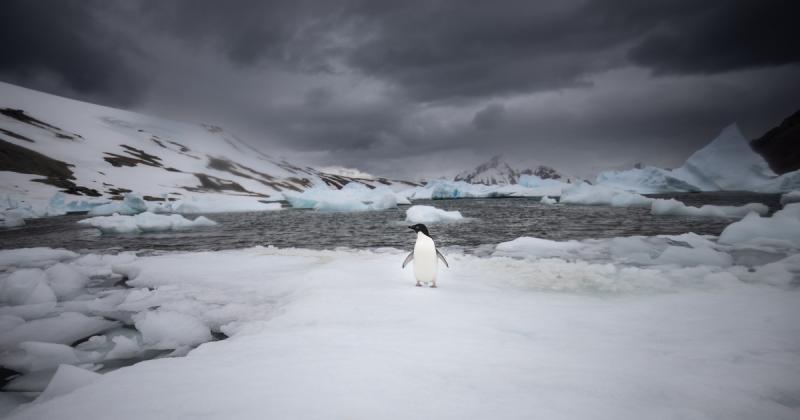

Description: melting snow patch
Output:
[78,212,217,234]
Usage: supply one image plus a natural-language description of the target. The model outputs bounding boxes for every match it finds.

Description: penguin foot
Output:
[415,282,422,287]
[430,284,437,288]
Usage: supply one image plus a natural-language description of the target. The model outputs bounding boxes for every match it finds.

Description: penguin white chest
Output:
[413,232,438,282]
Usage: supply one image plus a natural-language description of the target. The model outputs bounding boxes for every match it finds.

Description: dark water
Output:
[0,193,781,253]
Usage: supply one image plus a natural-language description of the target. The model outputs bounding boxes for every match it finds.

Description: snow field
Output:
[0,234,798,419]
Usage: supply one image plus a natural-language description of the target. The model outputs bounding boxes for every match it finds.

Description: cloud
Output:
[473,104,506,131]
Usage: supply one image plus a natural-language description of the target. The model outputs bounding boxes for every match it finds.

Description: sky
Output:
[2,0,799,180]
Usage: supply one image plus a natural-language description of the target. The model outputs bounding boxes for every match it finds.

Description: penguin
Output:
[402,223,449,288]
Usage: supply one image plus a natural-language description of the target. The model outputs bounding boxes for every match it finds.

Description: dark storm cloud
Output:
[0,0,147,106]
[628,0,800,75]
[1,0,798,179]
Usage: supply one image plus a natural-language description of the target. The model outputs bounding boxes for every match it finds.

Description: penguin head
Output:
[408,223,430,237]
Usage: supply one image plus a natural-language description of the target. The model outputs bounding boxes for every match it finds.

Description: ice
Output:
[539,195,557,205]
[0,341,80,373]
[0,303,57,320]
[559,183,653,207]
[780,190,800,205]
[596,166,701,193]
[1,211,25,227]
[596,124,791,193]
[7,245,800,420]
[35,365,101,404]
[650,199,769,219]
[105,335,143,360]
[0,269,56,306]
[2,369,56,392]
[0,392,28,417]
[0,314,25,333]
[494,237,585,259]
[133,310,212,350]
[87,193,147,216]
[44,263,89,300]
[152,194,282,214]
[0,312,119,350]
[78,212,217,234]
[718,205,800,248]
[405,205,464,224]
[405,178,568,200]
[284,182,398,212]
[0,248,78,269]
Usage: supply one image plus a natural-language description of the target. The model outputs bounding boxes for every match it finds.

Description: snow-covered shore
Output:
[1,224,799,419]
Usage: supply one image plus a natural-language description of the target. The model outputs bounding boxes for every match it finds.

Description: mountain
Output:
[751,109,800,175]
[0,82,418,213]
[597,124,800,193]
[454,155,566,185]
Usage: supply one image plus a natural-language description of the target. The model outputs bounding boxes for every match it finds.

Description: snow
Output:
[0,248,78,269]
[87,194,147,216]
[133,310,212,350]
[650,198,769,219]
[559,183,653,207]
[0,312,119,350]
[780,190,800,205]
[0,342,80,373]
[0,268,57,306]
[78,212,217,234]
[284,182,398,212]
[3,244,798,420]
[405,205,464,224]
[35,365,102,404]
[44,264,89,300]
[596,124,793,193]
[718,204,800,248]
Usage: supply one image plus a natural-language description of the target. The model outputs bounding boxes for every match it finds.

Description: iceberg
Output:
[78,212,217,234]
[650,199,769,219]
[718,203,800,248]
[405,205,464,224]
[559,183,653,207]
[284,182,398,212]
[151,194,282,214]
[87,193,147,216]
[596,124,794,192]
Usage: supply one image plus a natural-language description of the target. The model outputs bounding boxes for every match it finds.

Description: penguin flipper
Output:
[402,251,414,268]
[436,249,449,268]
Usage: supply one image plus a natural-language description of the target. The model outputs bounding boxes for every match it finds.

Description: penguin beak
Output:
[407,226,415,231]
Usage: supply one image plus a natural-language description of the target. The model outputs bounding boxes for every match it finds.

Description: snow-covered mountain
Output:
[597,124,800,193]
[0,82,418,213]
[454,155,567,185]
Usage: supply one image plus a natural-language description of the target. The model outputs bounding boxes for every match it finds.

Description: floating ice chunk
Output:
[35,365,101,404]
[650,199,768,219]
[285,182,398,212]
[405,205,464,224]
[105,335,143,360]
[1,211,25,227]
[133,310,212,350]
[0,312,119,350]
[0,269,56,306]
[560,183,653,207]
[44,263,89,300]
[87,193,147,216]
[540,196,557,205]
[0,341,80,373]
[780,190,800,205]
[79,212,217,234]
[0,302,57,320]
[45,192,108,216]
[596,166,701,193]
[0,248,78,269]
[155,195,282,214]
[718,207,800,248]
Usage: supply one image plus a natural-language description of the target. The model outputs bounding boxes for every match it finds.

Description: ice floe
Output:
[78,212,217,234]
[405,205,464,224]
[284,182,398,211]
